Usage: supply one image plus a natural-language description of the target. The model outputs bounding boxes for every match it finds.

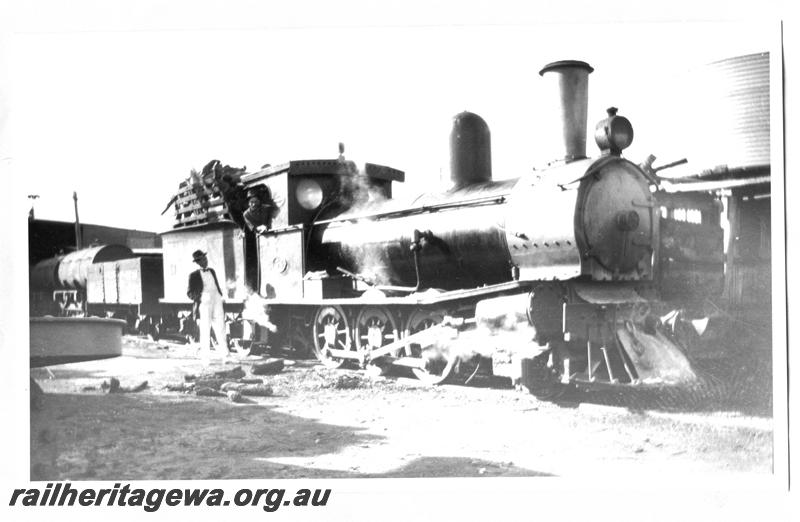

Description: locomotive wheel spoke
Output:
[354,307,400,361]
[312,306,351,369]
[403,308,454,385]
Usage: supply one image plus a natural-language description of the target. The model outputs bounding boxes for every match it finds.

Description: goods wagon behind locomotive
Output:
[30,245,170,336]
[29,244,137,317]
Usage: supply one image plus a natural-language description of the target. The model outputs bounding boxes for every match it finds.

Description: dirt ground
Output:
[29,335,774,481]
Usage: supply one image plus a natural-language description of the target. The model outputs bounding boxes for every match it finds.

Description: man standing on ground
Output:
[187,249,228,364]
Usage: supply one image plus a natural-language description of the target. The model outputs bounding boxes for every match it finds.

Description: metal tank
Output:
[666,52,770,173]
[702,52,770,169]
[29,256,65,291]
[30,245,133,291]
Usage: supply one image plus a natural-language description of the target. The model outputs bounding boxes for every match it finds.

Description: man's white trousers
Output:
[198,291,226,362]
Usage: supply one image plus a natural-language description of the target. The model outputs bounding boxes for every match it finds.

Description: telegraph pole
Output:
[73,191,83,250]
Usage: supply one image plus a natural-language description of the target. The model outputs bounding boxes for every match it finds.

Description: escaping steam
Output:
[241,290,277,333]
[333,162,400,286]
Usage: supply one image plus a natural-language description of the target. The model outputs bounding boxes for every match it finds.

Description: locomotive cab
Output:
[239,160,405,299]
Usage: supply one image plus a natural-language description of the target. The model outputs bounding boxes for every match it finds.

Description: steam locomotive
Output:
[31,60,719,393]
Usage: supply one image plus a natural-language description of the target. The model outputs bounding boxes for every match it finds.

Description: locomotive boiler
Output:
[321,122,655,289]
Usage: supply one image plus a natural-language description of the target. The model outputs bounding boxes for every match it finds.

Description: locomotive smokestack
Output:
[539,60,594,162]
[450,111,492,187]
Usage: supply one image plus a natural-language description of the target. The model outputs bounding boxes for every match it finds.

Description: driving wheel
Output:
[402,308,454,385]
[312,306,352,368]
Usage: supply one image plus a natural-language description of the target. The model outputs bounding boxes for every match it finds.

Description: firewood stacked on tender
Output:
[165,159,248,229]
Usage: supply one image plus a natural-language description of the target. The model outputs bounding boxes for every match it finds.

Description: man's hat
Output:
[246,189,261,201]
[192,250,207,262]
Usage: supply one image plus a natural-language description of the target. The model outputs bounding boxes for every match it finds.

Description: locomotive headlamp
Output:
[296,178,324,210]
[594,107,634,154]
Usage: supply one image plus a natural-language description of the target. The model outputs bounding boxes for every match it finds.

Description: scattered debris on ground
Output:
[100,377,149,394]
[328,374,373,390]
[166,364,274,401]
[226,390,244,403]
[251,359,285,375]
